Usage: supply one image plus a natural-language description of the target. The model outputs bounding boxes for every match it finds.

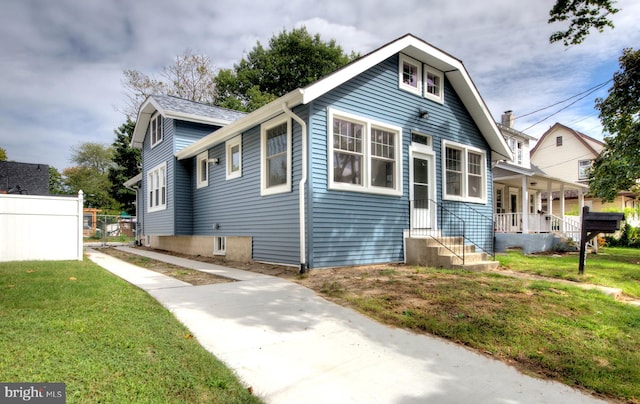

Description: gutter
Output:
[281,103,308,273]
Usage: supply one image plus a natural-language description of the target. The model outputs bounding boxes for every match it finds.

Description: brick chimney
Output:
[501,110,514,128]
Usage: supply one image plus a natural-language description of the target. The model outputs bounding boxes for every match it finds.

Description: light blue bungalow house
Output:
[130,34,512,272]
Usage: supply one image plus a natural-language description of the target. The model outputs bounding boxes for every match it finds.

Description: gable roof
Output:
[530,122,604,158]
[131,95,247,148]
[176,33,512,161]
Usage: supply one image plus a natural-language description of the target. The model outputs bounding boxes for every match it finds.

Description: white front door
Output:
[411,153,435,232]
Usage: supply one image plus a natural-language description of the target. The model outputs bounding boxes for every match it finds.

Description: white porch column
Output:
[578,189,585,215]
[559,184,565,233]
[547,181,553,216]
[521,176,529,233]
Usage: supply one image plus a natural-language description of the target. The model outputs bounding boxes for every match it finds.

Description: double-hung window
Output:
[196,151,209,189]
[226,136,242,180]
[150,114,163,148]
[443,141,486,203]
[329,108,402,196]
[148,162,167,212]
[261,117,291,195]
[578,160,592,180]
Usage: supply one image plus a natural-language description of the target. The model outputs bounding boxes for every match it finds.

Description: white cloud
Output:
[1,0,639,170]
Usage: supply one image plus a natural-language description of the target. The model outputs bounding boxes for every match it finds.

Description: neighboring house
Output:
[0,161,49,195]
[131,34,512,271]
[493,114,587,252]
[530,122,636,213]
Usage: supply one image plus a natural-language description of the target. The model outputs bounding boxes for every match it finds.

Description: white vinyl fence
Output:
[0,191,83,262]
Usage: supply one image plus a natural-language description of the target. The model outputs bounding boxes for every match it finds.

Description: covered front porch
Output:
[493,164,588,252]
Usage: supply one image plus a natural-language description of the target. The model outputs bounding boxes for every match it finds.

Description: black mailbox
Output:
[579,207,625,274]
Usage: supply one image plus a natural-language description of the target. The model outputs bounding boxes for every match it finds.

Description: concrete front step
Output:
[453,260,500,272]
[406,237,497,270]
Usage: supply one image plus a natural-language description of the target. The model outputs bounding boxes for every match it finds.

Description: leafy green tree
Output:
[63,166,115,209]
[70,142,114,175]
[65,142,118,209]
[108,119,140,214]
[588,48,640,201]
[48,166,67,195]
[548,0,619,46]
[214,27,358,112]
[0,147,7,161]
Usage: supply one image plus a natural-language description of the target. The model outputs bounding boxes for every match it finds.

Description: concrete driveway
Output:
[87,247,605,404]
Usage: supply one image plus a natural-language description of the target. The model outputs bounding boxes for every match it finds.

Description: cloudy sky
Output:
[1,0,638,171]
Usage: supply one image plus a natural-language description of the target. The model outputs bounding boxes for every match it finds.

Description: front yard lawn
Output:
[497,247,640,298]
[0,259,261,404]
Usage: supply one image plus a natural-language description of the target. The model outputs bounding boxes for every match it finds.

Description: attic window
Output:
[424,66,444,103]
[150,114,163,148]
[556,136,563,146]
[399,54,422,96]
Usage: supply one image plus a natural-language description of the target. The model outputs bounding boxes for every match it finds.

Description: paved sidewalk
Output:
[86,247,606,404]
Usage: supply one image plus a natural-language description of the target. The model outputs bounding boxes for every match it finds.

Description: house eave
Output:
[175,90,304,160]
[299,34,512,161]
[175,34,512,161]
[130,97,236,149]
[123,173,142,189]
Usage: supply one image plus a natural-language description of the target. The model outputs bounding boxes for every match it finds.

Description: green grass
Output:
[497,247,640,297]
[0,259,261,404]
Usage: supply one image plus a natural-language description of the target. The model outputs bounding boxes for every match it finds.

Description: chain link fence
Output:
[83,214,137,244]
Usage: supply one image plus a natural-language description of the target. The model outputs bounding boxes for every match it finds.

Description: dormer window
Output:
[424,66,444,103]
[150,114,163,148]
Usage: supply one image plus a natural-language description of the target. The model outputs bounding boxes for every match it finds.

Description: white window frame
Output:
[147,162,167,212]
[196,151,209,189]
[442,140,487,204]
[423,65,444,104]
[260,116,291,196]
[150,113,163,148]
[213,236,226,256]
[226,136,242,180]
[578,159,592,180]
[398,54,422,96]
[328,108,403,197]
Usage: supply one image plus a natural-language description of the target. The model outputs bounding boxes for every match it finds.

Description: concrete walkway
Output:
[86,247,606,404]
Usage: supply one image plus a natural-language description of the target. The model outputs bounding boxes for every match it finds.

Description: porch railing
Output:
[410,199,495,265]
[494,213,584,245]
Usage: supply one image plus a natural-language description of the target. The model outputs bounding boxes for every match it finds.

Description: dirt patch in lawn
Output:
[101,247,234,286]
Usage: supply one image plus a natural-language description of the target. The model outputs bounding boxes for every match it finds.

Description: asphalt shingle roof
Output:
[152,94,246,122]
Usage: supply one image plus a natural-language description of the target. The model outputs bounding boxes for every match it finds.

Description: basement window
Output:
[213,236,226,256]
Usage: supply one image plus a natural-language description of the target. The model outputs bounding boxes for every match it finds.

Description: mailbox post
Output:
[579,206,624,274]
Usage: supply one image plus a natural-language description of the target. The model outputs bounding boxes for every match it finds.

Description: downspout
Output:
[281,103,308,273]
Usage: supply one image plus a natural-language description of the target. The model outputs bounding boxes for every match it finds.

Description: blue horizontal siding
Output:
[307,54,492,268]
[191,111,304,266]
[174,121,221,153]
[143,117,174,235]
